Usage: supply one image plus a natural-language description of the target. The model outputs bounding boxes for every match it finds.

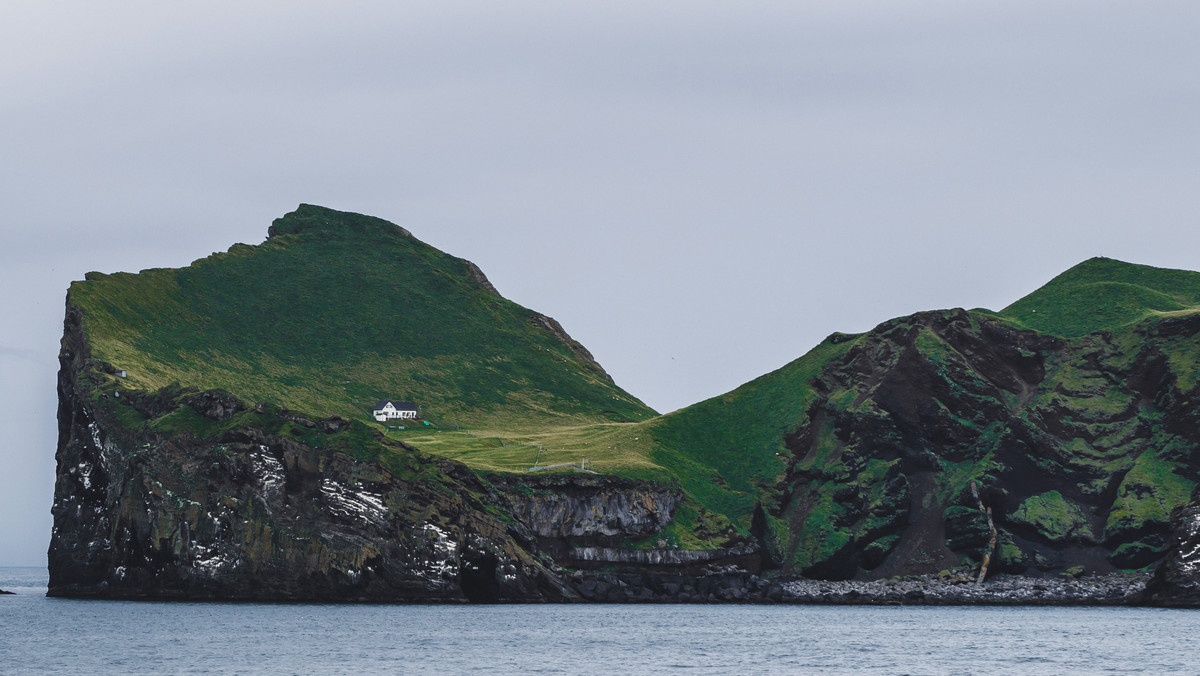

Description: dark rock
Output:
[772,307,1200,581]
[462,259,500,296]
[278,409,317,428]
[122,383,190,419]
[493,474,680,541]
[528,312,615,385]
[186,390,246,421]
[47,299,572,603]
[1142,505,1200,606]
[319,417,348,433]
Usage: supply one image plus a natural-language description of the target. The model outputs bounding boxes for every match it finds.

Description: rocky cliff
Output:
[649,258,1200,588]
[765,307,1200,580]
[50,301,576,601]
[1140,505,1200,606]
[49,308,687,600]
[47,206,673,601]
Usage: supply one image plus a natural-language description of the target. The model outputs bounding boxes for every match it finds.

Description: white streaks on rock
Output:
[251,445,286,503]
[412,523,459,586]
[320,478,389,527]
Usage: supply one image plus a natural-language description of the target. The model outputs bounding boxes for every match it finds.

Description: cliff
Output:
[48,206,668,601]
[647,258,1200,586]
[47,206,1200,603]
[767,308,1200,579]
[1140,505,1200,605]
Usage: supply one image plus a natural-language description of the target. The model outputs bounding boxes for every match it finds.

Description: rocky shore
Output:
[782,571,1149,605]
[565,568,1151,605]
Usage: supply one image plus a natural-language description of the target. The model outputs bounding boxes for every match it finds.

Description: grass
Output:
[392,420,665,476]
[644,337,858,530]
[72,205,682,535]
[1104,447,1195,541]
[72,205,654,433]
[1009,490,1094,542]
[999,257,1200,337]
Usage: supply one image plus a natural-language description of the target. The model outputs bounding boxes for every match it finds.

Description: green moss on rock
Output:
[1008,490,1094,543]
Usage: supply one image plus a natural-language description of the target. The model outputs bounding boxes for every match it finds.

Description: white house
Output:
[372,400,419,422]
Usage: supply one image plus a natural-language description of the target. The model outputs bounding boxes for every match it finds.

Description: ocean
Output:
[2,566,1198,674]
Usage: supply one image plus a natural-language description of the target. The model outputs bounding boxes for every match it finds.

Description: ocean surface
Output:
[3,566,1199,675]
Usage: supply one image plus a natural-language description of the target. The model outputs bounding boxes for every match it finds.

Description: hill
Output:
[49,205,665,601]
[48,205,1200,602]
[647,259,1200,580]
[997,257,1200,337]
[71,204,654,431]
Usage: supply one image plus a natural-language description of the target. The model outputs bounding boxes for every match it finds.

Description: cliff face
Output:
[767,307,1200,580]
[497,475,679,540]
[1141,505,1200,606]
[49,302,579,601]
[48,205,681,601]
[49,298,693,600]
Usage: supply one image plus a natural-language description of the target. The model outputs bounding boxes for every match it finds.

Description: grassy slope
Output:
[641,337,858,544]
[72,205,656,470]
[998,257,1200,337]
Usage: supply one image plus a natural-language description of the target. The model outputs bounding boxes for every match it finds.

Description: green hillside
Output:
[640,336,859,545]
[998,257,1200,337]
[72,205,654,439]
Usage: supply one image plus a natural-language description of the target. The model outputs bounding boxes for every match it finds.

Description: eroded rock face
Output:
[496,475,679,539]
[1141,504,1200,607]
[771,309,1200,581]
[47,301,570,602]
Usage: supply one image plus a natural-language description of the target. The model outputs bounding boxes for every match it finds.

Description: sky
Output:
[3,1,1200,566]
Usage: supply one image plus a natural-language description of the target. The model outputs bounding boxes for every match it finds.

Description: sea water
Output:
[2,566,1198,675]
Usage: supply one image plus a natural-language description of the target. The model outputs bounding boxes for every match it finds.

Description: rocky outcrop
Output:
[769,308,1200,581]
[495,475,679,539]
[1140,504,1200,606]
[781,571,1147,605]
[48,300,570,602]
[461,259,500,296]
[185,390,246,421]
[528,313,616,386]
[571,545,762,575]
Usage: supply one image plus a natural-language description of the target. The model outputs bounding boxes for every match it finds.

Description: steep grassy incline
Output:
[998,257,1200,337]
[641,336,858,547]
[70,205,654,433]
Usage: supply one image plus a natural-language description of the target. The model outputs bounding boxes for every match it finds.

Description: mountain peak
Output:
[267,204,412,240]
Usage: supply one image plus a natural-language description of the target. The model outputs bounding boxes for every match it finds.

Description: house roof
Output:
[373,400,418,411]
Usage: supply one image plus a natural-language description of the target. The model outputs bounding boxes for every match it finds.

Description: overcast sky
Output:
[3,1,1199,565]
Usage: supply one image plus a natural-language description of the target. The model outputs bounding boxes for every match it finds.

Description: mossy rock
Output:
[943,505,990,552]
[1104,451,1195,542]
[1110,541,1165,570]
[1008,490,1094,543]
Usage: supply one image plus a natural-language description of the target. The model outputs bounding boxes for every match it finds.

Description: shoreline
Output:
[780,571,1150,606]
[32,567,1159,606]
[565,569,1153,606]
